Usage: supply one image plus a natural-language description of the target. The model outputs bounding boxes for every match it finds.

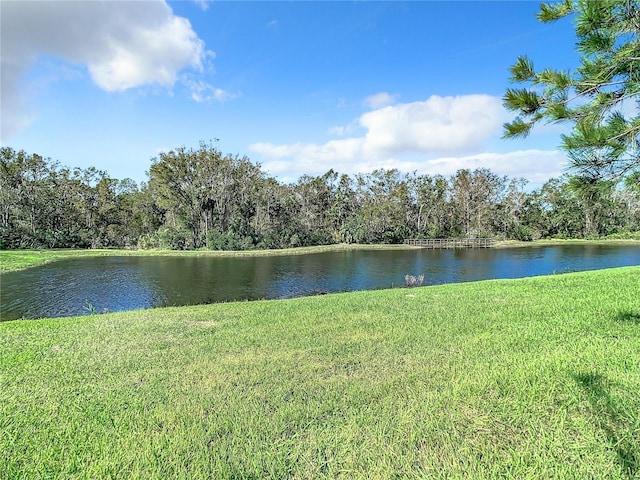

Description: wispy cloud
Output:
[327,118,360,136]
[363,92,398,109]
[183,78,240,103]
[193,0,210,12]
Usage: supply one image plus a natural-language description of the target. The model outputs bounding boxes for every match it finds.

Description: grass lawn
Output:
[1,267,639,479]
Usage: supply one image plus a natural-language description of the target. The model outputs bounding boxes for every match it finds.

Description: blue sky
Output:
[2,1,583,186]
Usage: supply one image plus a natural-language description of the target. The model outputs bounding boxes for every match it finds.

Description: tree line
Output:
[1,143,639,250]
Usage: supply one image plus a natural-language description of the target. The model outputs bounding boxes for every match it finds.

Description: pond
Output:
[1,244,639,321]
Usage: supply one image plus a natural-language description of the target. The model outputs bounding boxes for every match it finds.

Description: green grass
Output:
[493,238,640,249]
[1,267,639,479]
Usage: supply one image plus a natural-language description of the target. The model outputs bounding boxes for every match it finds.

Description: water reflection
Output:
[1,245,639,321]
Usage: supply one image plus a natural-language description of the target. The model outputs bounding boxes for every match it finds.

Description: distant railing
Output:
[404,238,497,249]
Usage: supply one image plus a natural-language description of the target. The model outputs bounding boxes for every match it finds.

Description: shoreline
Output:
[1,238,639,273]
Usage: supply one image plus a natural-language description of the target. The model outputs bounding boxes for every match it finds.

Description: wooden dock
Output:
[404,238,497,249]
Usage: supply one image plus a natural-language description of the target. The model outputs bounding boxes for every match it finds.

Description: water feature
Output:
[2,244,639,321]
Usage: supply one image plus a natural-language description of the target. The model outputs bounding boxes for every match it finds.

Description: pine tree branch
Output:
[607,124,640,143]
[504,0,639,179]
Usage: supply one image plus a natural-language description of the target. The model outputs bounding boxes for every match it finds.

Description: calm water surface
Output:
[2,245,639,321]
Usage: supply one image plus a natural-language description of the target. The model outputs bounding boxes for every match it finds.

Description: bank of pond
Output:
[2,242,639,321]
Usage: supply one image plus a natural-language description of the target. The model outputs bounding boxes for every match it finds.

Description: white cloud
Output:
[361,94,504,157]
[250,94,566,185]
[260,149,567,187]
[327,126,348,136]
[1,0,214,141]
[327,119,360,136]
[251,94,505,165]
[363,92,398,109]
[418,149,568,184]
[251,138,365,167]
[193,0,210,11]
[184,78,240,103]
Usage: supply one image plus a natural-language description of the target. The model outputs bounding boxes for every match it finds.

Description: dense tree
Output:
[450,169,507,238]
[2,144,639,251]
[148,142,267,249]
[291,171,338,245]
[568,175,629,236]
[495,178,534,240]
[615,172,640,230]
[148,145,211,248]
[526,176,589,237]
[353,169,413,243]
[410,174,451,239]
[91,177,149,247]
[326,173,358,243]
[503,0,640,180]
[0,147,146,248]
[250,177,287,248]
